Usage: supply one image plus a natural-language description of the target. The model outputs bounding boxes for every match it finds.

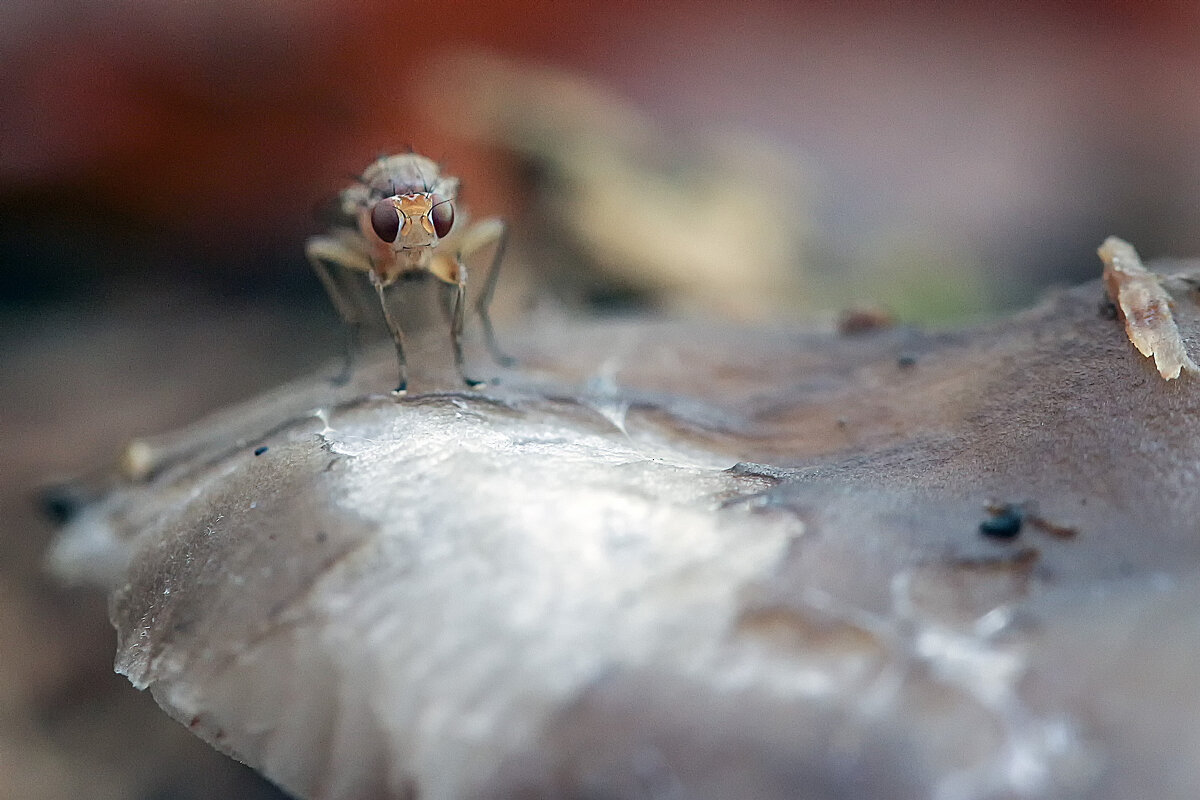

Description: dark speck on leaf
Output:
[980,504,1023,538]
[254,446,269,456]
[39,483,90,525]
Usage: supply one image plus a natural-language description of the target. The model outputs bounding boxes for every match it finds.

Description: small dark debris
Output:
[38,482,91,525]
[315,531,328,543]
[1098,298,1119,320]
[254,446,269,456]
[897,354,918,368]
[838,307,896,336]
[980,504,1023,538]
[726,462,793,483]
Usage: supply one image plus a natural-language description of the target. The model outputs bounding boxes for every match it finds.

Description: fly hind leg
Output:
[458,218,515,367]
[305,234,372,385]
[430,254,485,389]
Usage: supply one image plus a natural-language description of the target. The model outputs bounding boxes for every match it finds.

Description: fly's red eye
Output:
[370,200,400,243]
[430,195,454,238]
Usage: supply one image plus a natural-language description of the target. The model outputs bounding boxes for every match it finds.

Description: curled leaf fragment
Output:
[1099,236,1198,380]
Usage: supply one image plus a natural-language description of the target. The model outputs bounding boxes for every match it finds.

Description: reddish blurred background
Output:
[5,1,1200,798]
[5,0,1200,307]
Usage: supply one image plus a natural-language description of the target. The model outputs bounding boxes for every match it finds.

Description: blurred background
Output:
[5,1,1200,797]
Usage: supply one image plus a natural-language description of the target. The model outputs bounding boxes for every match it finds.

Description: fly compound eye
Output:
[370,200,400,243]
[430,195,454,238]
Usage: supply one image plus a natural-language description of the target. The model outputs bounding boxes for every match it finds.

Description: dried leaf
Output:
[1099,235,1198,380]
[48,272,1200,800]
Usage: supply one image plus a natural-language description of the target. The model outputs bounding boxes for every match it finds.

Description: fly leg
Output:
[458,217,514,367]
[370,275,410,394]
[431,254,484,388]
[450,266,485,388]
[305,234,371,385]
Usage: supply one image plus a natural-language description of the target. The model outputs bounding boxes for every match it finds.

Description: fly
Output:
[306,153,511,393]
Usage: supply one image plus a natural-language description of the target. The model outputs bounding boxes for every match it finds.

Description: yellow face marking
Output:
[397,194,436,237]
